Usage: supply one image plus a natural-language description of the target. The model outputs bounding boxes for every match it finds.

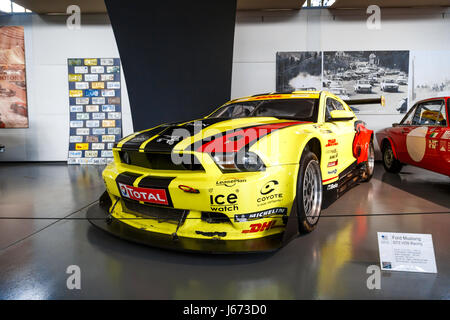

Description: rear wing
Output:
[343,96,385,107]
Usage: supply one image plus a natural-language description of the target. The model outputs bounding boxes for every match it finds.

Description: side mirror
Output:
[329,110,355,121]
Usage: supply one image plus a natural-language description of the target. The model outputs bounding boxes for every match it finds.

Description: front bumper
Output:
[87,192,285,253]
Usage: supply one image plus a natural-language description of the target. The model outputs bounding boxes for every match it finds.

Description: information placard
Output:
[377,232,437,273]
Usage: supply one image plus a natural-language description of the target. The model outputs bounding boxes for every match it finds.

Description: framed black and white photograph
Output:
[276,51,322,92]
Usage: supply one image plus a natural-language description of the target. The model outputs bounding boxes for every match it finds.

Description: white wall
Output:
[0,13,133,161]
[231,8,450,155]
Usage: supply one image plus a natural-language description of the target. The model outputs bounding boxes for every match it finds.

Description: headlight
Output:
[213,151,265,172]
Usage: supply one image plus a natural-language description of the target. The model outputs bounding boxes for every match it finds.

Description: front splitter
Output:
[86,201,284,254]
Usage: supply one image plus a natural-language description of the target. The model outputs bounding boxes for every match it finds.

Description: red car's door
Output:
[399,99,448,174]
[390,103,418,164]
[433,99,450,176]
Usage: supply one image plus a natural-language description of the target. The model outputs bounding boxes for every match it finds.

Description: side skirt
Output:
[322,161,365,209]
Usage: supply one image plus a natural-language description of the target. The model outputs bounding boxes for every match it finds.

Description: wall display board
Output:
[0,26,28,128]
[277,50,410,114]
[67,58,122,164]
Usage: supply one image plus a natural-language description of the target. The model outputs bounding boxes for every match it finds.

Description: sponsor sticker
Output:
[328,169,338,175]
[102,135,116,142]
[75,143,89,150]
[209,193,239,212]
[85,150,98,158]
[91,143,105,150]
[242,221,276,233]
[107,81,120,89]
[92,128,106,135]
[69,136,83,143]
[326,139,338,147]
[74,66,88,74]
[84,58,98,66]
[92,112,105,120]
[91,82,105,89]
[90,66,105,74]
[68,74,82,82]
[102,120,116,127]
[70,105,83,112]
[68,151,82,158]
[85,105,99,112]
[76,113,89,120]
[327,160,338,167]
[75,82,89,89]
[84,74,99,82]
[102,89,115,97]
[327,182,338,190]
[107,112,121,119]
[102,104,115,112]
[86,120,100,128]
[92,97,106,104]
[428,140,438,150]
[118,183,169,205]
[70,121,84,128]
[100,58,114,66]
[234,207,287,222]
[216,178,246,187]
[76,128,90,135]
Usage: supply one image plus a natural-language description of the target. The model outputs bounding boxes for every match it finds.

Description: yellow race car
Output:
[87,91,381,253]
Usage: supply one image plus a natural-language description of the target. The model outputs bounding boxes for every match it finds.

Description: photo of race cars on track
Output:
[323,51,409,114]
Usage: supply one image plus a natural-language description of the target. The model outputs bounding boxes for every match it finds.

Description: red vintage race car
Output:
[376,96,450,176]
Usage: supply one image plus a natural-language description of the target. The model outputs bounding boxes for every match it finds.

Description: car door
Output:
[390,103,417,163]
[397,99,446,169]
[321,97,355,175]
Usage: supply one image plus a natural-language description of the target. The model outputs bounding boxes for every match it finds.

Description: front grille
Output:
[122,199,186,224]
[119,151,204,171]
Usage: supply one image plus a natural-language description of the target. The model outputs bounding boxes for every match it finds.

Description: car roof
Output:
[227,91,322,104]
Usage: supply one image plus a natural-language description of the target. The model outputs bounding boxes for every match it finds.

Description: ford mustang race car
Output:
[376,96,449,176]
[88,91,382,253]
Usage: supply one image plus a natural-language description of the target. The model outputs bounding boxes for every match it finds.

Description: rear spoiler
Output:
[343,96,385,107]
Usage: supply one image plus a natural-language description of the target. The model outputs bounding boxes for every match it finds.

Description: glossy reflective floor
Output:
[0,163,449,299]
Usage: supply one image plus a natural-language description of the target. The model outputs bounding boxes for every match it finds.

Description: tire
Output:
[361,140,375,182]
[382,141,403,173]
[296,149,323,234]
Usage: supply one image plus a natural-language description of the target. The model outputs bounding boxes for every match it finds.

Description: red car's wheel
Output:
[382,141,403,173]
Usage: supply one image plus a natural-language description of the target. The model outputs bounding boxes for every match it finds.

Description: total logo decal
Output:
[326,139,338,147]
[234,207,287,222]
[242,220,276,233]
[257,180,283,206]
[118,183,168,205]
[210,193,238,212]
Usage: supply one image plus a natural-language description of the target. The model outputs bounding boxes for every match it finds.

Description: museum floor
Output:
[0,162,448,299]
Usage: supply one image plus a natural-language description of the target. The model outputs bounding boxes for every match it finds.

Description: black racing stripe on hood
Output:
[121,126,170,151]
[143,118,226,153]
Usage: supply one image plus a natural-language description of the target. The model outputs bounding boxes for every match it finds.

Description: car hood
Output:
[117,117,311,153]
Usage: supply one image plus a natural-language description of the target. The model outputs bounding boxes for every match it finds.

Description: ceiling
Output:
[11,0,450,13]
[12,0,306,14]
[331,0,450,9]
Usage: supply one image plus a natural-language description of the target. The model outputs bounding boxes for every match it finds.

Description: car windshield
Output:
[359,80,370,84]
[385,79,395,83]
[208,98,318,122]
